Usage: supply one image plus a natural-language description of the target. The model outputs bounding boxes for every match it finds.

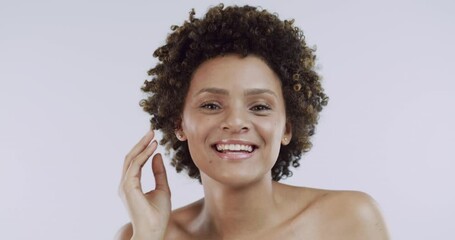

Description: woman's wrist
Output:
[131,233,163,240]
[131,229,165,240]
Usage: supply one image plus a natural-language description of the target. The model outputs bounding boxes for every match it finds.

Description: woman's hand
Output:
[119,131,171,240]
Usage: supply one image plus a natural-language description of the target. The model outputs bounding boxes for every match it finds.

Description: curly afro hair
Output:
[140,4,328,182]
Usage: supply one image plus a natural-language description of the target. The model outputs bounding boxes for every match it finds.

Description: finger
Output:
[119,140,159,198]
[125,140,158,180]
[152,154,171,195]
[122,130,155,177]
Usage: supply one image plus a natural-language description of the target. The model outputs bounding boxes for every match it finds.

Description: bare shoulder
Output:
[164,199,204,239]
[327,190,389,239]
[290,187,390,239]
[316,190,387,224]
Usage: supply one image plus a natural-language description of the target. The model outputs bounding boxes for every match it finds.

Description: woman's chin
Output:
[200,170,272,188]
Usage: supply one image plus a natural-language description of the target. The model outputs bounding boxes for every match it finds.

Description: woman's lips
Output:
[211,142,257,160]
[215,143,254,152]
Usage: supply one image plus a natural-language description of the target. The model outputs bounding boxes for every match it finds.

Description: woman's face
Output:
[180,54,292,186]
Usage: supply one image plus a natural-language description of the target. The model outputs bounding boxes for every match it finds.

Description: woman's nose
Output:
[221,106,250,133]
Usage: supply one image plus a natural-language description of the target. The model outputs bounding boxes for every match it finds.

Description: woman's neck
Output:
[194,174,283,238]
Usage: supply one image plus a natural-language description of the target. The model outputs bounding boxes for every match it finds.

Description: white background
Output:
[1,0,454,239]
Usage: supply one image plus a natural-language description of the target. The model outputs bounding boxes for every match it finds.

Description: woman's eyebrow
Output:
[195,87,228,96]
[194,88,277,97]
[244,88,277,97]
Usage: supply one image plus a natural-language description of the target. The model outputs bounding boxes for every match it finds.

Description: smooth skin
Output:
[116,55,390,240]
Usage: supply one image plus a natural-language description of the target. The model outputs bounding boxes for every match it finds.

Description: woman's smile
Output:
[212,139,258,160]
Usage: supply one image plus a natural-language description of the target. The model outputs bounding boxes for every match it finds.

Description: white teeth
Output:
[216,144,253,152]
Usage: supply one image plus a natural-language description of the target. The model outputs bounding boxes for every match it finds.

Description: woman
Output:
[117,4,389,240]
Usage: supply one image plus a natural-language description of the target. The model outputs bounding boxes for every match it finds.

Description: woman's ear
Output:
[175,129,187,141]
[281,122,292,145]
[175,118,187,141]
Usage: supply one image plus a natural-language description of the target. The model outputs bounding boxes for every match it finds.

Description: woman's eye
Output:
[200,103,221,110]
[250,104,271,112]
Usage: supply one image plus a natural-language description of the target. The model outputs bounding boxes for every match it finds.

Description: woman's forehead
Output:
[189,54,282,93]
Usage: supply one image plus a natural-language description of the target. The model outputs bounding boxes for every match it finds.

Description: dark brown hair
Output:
[140,4,328,182]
